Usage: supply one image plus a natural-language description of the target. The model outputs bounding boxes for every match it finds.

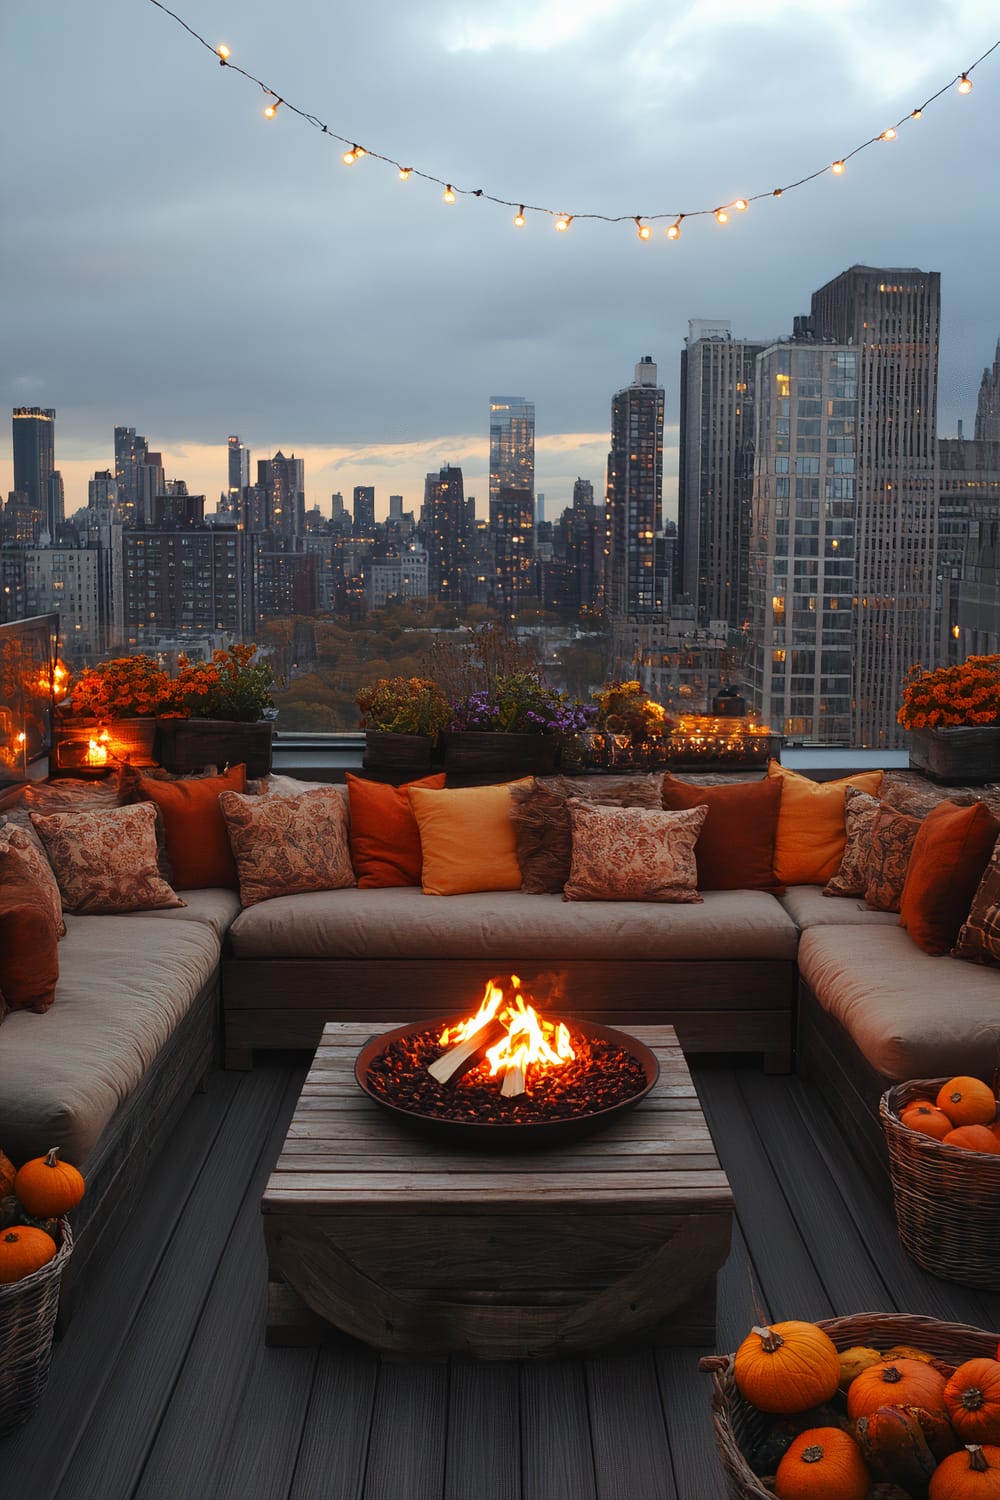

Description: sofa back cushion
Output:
[219,786,355,907]
[0,865,60,1012]
[563,801,707,903]
[346,772,446,888]
[953,838,1000,966]
[509,774,663,893]
[863,803,921,912]
[408,782,525,896]
[768,761,884,885]
[135,764,247,890]
[0,823,65,936]
[31,802,185,915]
[900,799,1000,955]
[660,773,782,891]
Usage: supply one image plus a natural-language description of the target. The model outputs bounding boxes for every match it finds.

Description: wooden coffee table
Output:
[262,1021,733,1360]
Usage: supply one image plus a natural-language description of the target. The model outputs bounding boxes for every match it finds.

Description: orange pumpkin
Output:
[945,1361,1000,1445]
[0,1148,16,1198]
[853,1404,939,1492]
[943,1126,1000,1155]
[13,1147,85,1218]
[733,1321,841,1414]
[936,1077,998,1128]
[774,1426,869,1500]
[847,1358,947,1420]
[929,1443,1000,1499]
[901,1101,955,1140]
[0,1225,57,1284]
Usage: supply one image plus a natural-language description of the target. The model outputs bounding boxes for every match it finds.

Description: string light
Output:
[144,3,1000,247]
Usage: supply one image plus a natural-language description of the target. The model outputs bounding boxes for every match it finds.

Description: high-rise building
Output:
[353,486,376,536]
[490,485,535,617]
[122,525,247,643]
[228,436,250,511]
[255,452,305,539]
[808,265,941,748]
[423,465,470,602]
[12,407,55,541]
[975,338,1000,441]
[605,357,665,618]
[388,495,404,521]
[489,398,535,512]
[677,322,766,627]
[114,427,164,527]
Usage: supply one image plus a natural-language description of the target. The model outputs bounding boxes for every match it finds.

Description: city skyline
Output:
[4,2,999,519]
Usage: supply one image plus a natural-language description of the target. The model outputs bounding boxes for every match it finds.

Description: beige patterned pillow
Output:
[30,802,185,914]
[510,775,664,894]
[863,804,921,912]
[563,801,707,903]
[823,786,881,897]
[0,824,66,937]
[219,786,355,907]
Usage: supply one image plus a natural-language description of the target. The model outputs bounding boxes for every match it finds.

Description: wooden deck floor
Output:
[2,1055,999,1500]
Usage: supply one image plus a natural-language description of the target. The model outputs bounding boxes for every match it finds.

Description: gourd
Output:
[945,1361,1000,1445]
[942,1126,1000,1155]
[853,1404,939,1492]
[847,1357,947,1420]
[928,1443,1000,1499]
[901,1101,954,1140]
[936,1077,998,1128]
[733,1321,841,1414]
[838,1344,884,1391]
[14,1147,85,1217]
[0,1225,58,1284]
[0,1147,16,1197]
[773,1426,869,1500]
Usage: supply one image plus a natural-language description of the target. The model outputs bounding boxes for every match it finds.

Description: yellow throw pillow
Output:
[408,782,525,895]
[768,760,884,886]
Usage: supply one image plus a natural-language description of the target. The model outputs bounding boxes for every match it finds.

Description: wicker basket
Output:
[881,1077,1000,1287]
[0,1219,72,1433]
[700,1311,1000,1500]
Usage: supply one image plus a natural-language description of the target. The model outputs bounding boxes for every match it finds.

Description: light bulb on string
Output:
[263,98,281,119]
[880,126,897,140]
[342,148,357,164]
[555,214,572,232]
[513,206,526,227]
[443,185,456,204]
[216,44,230,61]
[715,207,729,224]
[666,218,682,241]
[911,108,923,119]
[832,159,845,174]
[958,72,973,93]
[634,216,651,240]
[734,198,748,212]
[398,167,412,180]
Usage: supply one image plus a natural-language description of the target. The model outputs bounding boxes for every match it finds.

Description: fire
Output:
[86,730,110,767]
[438,976,575,1094]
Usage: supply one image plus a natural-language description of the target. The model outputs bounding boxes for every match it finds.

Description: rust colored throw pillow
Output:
[563,801,707,903]
[767,761,884,886]
[346,772,446,888]
[823,787,882,898]
[660,773,782,891]
[408,782,527,896]
[135,764,247,890]
[900,799,1000,956]
[0,866,59,1012]
[954,840,1000,966]
[862,804,922,912]
[30,802,185,915]
[0,823,66,936]
[509,774,663,894]
[219,786,355,907]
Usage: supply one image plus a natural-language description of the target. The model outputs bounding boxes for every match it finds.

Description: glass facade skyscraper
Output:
[606,357,664,618]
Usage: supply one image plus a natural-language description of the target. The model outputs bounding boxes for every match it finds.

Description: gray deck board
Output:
[3,1054,998,1500]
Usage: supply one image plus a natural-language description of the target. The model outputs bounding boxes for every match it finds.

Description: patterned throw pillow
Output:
[823,786,882,898]
[509,775,664,894]
[218,786,355,907]
[0,824,66,936]
[954,839,1000,966]
[563,801,707,903]
[862,804,922,912]
[30,802,185,915]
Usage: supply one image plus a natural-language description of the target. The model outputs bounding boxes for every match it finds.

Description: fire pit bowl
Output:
[354,1015,660,1150]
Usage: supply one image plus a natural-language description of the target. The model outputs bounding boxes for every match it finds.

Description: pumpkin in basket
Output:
[943,1126,1000,1155]
[853,1403,944,1491]
[945,1361,1000,1445]
[936,1077,998,1128]
[0,1225,58,1283]
[773,1426,869,1499]
[0,1147,16,1198]
[14,1147,85,1218]
[901,1101,955,1140]
[847,1357,947,1420]
[929,1443,1000,1498]
[734,1321,841,1414]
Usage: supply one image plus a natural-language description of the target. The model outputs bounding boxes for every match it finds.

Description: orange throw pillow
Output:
[408,782,526,895]
[768,761,884,886]
[346,772,447,888]
[661,773,783,891]
[0,866,59,1012]
[136,764,247,890]
[900,799,1000,955]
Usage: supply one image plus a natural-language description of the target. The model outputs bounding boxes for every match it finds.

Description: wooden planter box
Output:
[441,730,560,780]
[362,732,435,774]
[907,725,1000,785]
[155,718,273,778]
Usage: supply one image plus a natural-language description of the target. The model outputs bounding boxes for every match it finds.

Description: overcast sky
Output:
[4,0,999,523]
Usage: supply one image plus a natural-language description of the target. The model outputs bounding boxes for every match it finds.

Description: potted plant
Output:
[356,676,452,773]
[444,671,594,778]
[582,680,671,768]
[155,643,278,778]
[898,655,1000,783]
[55,655,177,767]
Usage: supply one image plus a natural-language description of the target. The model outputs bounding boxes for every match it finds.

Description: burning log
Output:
[427,1017,507,1086]
[500,1063,526,1099]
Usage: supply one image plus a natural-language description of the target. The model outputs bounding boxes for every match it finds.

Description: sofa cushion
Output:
[863,803,921,912]
[510,774,663,894]
[823,787,881,898]
[900,800,1000,955]
[954,838,1000,967]
[661,773,782,892]
[768,761,884,885]
[408,782,526,896]
[564,801,706,903]
[219,786,355,907]
[0,907,223,1165]
[798,924,1000,1081]
[0,864,60,1012]
[135,764,247,890]
[779,885,899,931]
[227,886,799,962]
[30,802,185,915]
[0,823,65,936]
[346,771,446,888]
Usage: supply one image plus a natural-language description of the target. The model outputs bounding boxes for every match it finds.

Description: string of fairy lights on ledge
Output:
[148,0,998,243]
